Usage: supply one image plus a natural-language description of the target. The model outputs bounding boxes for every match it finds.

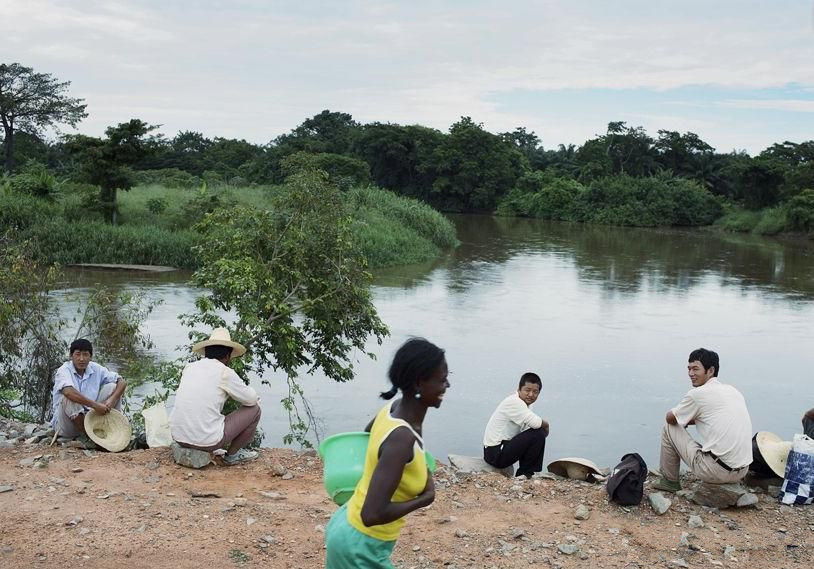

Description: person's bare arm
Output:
[103,380,126,409]
[363,416,375,433]
[665,410,678,425]
[61,387,110,415]
[360,427,435,527]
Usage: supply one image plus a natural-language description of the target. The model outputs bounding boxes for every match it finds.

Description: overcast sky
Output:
[3,0,814,154]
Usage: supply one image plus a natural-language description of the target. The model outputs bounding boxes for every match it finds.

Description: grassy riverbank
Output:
[0,184,458,269]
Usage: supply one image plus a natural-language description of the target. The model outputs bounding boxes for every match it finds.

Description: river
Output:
[57,215,814,470]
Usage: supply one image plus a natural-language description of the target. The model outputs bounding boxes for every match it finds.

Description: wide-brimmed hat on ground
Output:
[752,431,792,478]
[84,408,132,452]
[192,327,246,358]
[547,457,607,481]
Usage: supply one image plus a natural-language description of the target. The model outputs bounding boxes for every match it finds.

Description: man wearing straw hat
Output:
[51,338,127,441]
[653,348,752,493]
[170,327,261,465]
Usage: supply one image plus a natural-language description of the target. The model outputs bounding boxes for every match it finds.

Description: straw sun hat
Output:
[192,327,246,357]
[753,431,792,478]
[84,408,132,452]
[547,457,608,481]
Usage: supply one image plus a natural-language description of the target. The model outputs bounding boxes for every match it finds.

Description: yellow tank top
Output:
[345,401,428,541]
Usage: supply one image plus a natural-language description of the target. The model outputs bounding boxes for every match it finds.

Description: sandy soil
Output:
[0,446,812,569]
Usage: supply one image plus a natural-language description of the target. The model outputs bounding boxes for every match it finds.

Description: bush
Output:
[146,197,168,214]
[7,160,59,199]
[786,189,814,232]
[753,207,787,235]
[282,151,371,190]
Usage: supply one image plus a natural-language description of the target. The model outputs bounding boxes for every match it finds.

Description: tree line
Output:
[2,62,814,231]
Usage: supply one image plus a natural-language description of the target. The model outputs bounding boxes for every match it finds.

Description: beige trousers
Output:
[56,383,122,438]
[659,423,747,483]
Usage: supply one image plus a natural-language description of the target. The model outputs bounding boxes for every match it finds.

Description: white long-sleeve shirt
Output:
[483,392,543,447]
[169,358,259,447]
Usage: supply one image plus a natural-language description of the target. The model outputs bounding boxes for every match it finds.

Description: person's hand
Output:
[541,420,550,435]
[419,472,435,507]
[103,397,117,411]
[92,402,110,415]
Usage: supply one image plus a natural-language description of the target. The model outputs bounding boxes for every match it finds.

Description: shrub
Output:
[0,192,58,230]
[786,189,814,232]
[8,160,59,199]
[146,197,168,214]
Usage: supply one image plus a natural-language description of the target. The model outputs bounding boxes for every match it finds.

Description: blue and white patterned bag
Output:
[780,434,814,505]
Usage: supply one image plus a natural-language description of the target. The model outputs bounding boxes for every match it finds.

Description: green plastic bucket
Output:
[319,432,370,506]
[318,431,438,506]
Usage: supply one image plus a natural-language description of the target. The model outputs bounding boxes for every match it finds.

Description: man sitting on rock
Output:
[170,328,261,466]
[654,348,752,492]
[483,372,549,479]
[804,408,814,439]
[51,338,127,440]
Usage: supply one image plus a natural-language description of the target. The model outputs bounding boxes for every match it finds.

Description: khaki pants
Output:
[659,423,747,483]
[56,383,122,438]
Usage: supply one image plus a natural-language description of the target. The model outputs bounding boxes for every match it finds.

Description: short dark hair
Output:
[204,344,233,360]
[518,372,541,390]
[689,348,719,377]
[69,338,93,355]
[381,337,446,400]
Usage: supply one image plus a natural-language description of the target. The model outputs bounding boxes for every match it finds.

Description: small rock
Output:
[689,482,747,509]
[65,516,83,527]
[315,524,324,533]
[412,545,421,552]
[171,443,211,469]
[281,472,294,480]
[510,528,525,539]
[190,491,221,498]
[257,490,286,500]
[435,516,452,524]
[667,558,689,568]
[271,464,287,477]
[557,543,580,555]
[736,493,758,508]
[145,461,160,471]
[454,528,469,538]
[232,498,247,507]
[688,515,704,528]
[648,492,672,515]
[246,517,256,526]
[574,504,591,520]
[724,545,736,559]
[70,467,83,473]
[261,535,276,544]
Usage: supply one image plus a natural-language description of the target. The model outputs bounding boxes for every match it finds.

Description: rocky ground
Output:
[1,418,813,569]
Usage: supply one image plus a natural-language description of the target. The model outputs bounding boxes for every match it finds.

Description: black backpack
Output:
[606,453,648,506]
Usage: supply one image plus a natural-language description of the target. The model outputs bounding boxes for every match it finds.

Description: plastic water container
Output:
[319,432,370,506]
[318,432,438,506]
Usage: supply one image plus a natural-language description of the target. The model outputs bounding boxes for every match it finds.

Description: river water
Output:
[58,215,814,470]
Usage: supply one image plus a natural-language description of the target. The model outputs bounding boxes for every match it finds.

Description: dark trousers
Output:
[804,416,814,440]
[483,427,547,477]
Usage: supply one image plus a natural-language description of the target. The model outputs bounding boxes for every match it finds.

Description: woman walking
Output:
[325,337,449,568]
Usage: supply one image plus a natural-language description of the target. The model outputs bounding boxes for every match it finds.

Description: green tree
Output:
[276,110,360,155]
[0,63,87,172]
[500,127,545,170]
[182,169,388,444]
[424,117,525,211]
[654,130,715,178]
[64,119,158,224]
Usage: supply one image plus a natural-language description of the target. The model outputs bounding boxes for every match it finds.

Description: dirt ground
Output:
[0,446,812,569]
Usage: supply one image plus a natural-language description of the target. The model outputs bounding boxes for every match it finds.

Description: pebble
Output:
[454,528,469,538]
[688,514,704,528]
[574,504,591,520]
[412,545,421,552]
[261,534,276,544]
[257,490,286,500]
[668,558,689,568]
[736,493,758,508]
[246,517,256,526]
[649,492,672,515]
[0,485,14,493]
[65,516,83,527]
[281,472,294,480]
[71,467,83,473]
[724,545,736,559]
[557,543,579,555]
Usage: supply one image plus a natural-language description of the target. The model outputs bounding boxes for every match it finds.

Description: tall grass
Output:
[716,206,788,236]
[1,184,457,270]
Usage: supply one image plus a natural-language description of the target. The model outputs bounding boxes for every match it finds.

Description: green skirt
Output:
[324,503,396,569]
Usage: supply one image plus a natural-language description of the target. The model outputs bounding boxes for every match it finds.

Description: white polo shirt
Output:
[671,377,752,469]
[483,392,543,447]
